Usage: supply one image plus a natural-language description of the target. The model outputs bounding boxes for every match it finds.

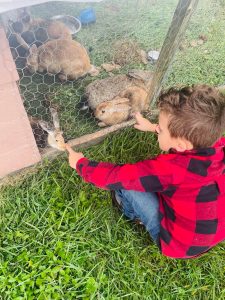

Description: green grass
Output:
[1,0,225,299]
[1,129,225,299]
[166,1,225,86]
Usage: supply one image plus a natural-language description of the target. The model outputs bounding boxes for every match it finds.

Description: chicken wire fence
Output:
[1,0,225,172]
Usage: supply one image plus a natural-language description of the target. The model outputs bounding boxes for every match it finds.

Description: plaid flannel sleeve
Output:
[75,155,185,192]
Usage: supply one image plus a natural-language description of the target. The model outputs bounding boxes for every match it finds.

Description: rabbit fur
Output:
[85,69,153,109]
[94,85,149,126]
[8,9,72,62]
[28,115,48,148]
[10,9,72,47]
[33,108,66,151]
[94,98,131,127]
[26,40,96,80]
[119,86,148,112]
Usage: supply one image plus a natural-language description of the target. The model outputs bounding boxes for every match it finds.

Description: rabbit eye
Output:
[102,110,105,113]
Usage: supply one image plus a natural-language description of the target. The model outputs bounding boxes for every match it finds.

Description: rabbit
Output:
[10,10,72,43]
[19,20,72,46]
[94,98,131,127]
[94,86,149,126]
[119,86,149,112]
[28,115,48,148]
[37,108,66,151]
[86,69,153,109]
[26,40,97,80]
[8,9,72,58]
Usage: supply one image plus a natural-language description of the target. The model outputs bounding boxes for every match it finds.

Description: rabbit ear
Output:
[15,33,30,50]
[128,69,145,81]
[110,104,131,114]
[111,98,130,105]
[50,108,60,130]
[110,100,132,113]
[21,11,31,24]
[38,120,54,134]
[128,69,153,82]
[29,44,38,54]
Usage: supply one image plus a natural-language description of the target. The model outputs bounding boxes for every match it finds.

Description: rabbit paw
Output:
[89,65,101,77]
[58,74,67,81]
[98,122,107,127]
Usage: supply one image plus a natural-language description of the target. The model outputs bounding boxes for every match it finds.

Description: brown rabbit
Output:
[38,108,66,151]
[94,86,149,126]
[28,115,48,148]
[31,20,72,41]
[11,9,72,43]
[94,98,131,127]
[119,86,148,112]
[28,108,66,151]
[26,39,97,80]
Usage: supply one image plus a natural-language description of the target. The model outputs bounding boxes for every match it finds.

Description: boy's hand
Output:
[66,144,84,169]
[134,112,157,132]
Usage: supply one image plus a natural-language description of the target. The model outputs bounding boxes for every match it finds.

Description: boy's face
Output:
[156,112,193,152]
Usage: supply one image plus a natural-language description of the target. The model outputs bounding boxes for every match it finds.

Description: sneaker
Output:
[134,219,144,226]
[110,190,122,212]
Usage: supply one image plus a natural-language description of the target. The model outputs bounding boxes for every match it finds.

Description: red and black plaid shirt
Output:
[76,137,225,259]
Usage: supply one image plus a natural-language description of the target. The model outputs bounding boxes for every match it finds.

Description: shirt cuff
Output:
[76,157,89,174]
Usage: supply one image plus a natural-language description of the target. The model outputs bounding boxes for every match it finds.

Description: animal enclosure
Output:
[0,0,225,178]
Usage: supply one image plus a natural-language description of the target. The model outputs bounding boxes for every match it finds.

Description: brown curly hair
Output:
[157,84,225,148]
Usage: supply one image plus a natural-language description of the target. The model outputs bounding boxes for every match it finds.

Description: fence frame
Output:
[0,0,200,182]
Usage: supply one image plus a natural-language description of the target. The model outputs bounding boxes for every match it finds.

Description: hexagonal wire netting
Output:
[2,0,225,157]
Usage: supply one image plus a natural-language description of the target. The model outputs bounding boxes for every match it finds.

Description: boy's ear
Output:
[175,144,186,152]
[175,138,193,152]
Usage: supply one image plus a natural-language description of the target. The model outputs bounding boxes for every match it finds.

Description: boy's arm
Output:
[75,157,176,192]
[66,143,183,192]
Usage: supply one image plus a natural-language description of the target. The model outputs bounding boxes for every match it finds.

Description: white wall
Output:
[0,0,104,14]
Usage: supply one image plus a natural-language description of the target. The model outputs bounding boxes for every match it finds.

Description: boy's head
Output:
[156,84,225,152]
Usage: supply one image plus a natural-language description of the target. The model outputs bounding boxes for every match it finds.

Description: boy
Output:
[66,84,225,259]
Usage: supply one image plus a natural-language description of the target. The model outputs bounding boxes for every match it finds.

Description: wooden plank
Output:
[0,26,19,84]
[147,0,199,106]
[0,26,41,178]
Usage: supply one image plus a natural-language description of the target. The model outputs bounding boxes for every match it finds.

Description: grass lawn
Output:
[1,130,225,299]
[1,0,225,299]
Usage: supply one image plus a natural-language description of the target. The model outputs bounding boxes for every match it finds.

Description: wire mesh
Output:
[165,0,225,87]
[4,0,178,153]
[1,0,225,176]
